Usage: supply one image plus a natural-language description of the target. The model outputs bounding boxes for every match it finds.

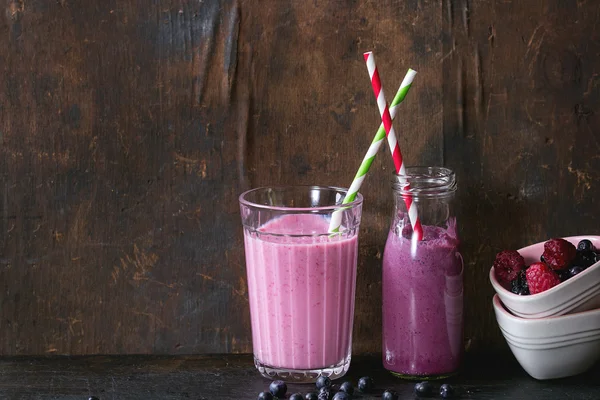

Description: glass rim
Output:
[239,185,364,212]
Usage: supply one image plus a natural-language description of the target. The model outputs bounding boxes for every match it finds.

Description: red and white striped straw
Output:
[363,51,423,241]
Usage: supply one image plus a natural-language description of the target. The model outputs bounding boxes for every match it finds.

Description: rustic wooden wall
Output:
[0,0,598,355]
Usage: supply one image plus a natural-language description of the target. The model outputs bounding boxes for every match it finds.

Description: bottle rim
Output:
[392,166,457,197]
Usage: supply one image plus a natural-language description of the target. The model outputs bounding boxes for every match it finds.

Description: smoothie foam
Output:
[244,214,358,370]
[382,222,463,376]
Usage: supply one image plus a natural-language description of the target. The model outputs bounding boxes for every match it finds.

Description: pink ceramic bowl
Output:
[492,294,600,380]
[489,236,600,319]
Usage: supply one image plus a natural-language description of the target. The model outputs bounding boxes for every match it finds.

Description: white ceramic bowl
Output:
[489,235,600,318]
[492,294,600,380]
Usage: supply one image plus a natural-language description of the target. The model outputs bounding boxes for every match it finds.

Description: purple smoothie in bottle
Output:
[382,167,462,378]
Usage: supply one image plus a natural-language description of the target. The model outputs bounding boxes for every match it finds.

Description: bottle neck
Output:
[390,167,457,234]
[392,167,456,199]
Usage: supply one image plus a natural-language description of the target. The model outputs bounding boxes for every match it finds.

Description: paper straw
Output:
[328,69,417,233]
[363,51,424,241]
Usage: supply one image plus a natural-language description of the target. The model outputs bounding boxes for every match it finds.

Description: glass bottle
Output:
[382,167,463,379]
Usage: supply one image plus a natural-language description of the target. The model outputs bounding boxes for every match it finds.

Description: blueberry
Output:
[318,390,331,400]
[577,239,594,252]
[332,392,351,400]
[440,383,456,399]
[584,253,596,267]
[575,251,596,268]
[540,254,546,262]
[316,376,332,390]
[290,393,304,400]
[557,268,571,282]
[510,279,521,294]
[88,398,100,400]
[569,265,585,277]
[510,270,529,295]
[414,381,433,397]
[319,387,333,400]
[382,389,399,400]
[339,381,354,395]
[258,391,274,400]
[269,380,287,397]
[305,393,319,400]
[357,376,374,393]
[517,286,530,295]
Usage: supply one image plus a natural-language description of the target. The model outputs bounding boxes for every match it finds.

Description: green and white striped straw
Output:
[328,68,417,233]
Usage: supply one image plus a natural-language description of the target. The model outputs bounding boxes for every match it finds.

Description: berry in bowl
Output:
[489,236,600,318]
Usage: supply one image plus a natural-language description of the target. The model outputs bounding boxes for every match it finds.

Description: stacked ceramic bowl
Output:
[489,236,600,380]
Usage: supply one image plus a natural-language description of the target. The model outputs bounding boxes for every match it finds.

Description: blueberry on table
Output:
[258,391,274,400]
[414,381,433,397]
[269,380,287,397]
[577,239,594,252]
[318,390,332,400]
[318,387,333,399]
[357,376,374,393]
[305,392,319,400]
[440,383,456,399]
[88,397,100,400]
[339,381,354,394]
[290,393,304,400]
[316,375,332,390]
[332,392,350,400]
[382,389,399,400]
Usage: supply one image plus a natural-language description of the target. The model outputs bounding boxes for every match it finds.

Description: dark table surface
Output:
[0,353,598,399]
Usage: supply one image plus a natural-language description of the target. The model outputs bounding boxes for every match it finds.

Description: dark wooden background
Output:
[0,0,598,356]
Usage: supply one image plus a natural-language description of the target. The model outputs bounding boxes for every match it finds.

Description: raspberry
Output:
[493,250,526,285]
[526,262,561,294]
[542,238,577,270]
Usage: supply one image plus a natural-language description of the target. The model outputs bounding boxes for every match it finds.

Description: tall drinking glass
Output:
[239,186,363,382]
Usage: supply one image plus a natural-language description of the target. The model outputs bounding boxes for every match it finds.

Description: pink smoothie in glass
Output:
[244,214,358,370]
[382,222,463,377]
